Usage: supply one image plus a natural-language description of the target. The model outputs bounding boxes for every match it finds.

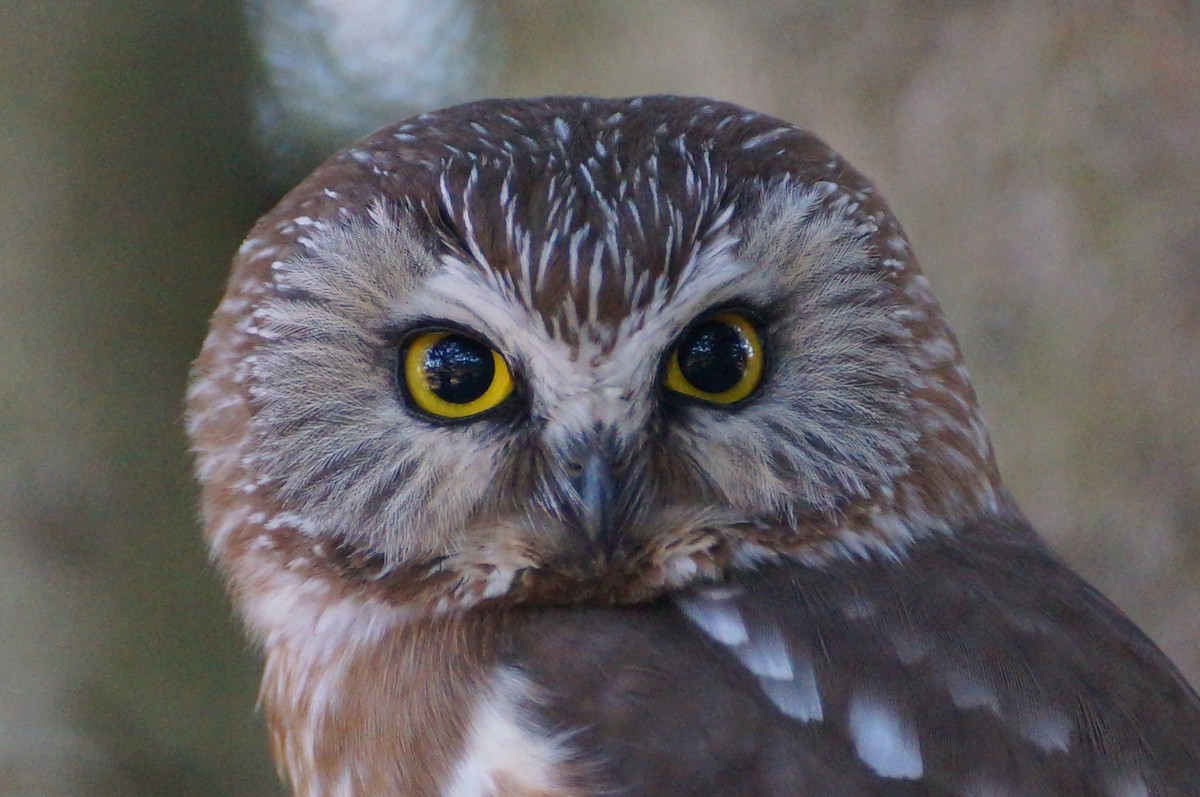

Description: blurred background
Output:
[1,1,1197,793]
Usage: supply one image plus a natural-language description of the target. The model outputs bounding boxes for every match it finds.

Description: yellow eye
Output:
[402,331,514,419]
[664,312,764,405]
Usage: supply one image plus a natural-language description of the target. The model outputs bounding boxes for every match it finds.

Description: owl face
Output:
[188,99,1200,797]
[193,97,1001,608]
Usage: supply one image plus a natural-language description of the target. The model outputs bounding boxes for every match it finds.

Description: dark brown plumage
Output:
[187,96,1200,796]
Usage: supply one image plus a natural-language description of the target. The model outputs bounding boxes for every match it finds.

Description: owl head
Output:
[187,96,1002,613]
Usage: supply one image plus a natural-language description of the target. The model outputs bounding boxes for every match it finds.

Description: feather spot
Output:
[1104,771,1150,797]
[888,628,933,665]
[757,650,823,722]
[732,624,793,681]
[847,694,923,779]
[1013,706,1071,752]
[941,669,1001,712]
[674,591,823,722]
[675,591,749,646]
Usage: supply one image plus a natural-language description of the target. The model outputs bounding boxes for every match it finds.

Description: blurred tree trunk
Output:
[0,2,279,793]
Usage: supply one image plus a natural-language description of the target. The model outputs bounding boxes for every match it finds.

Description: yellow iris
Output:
[664,312,763,405]
[403,331,514,419]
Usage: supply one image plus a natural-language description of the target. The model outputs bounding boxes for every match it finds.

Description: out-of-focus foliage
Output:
[0,1,1195,793]
[0,3,279,793]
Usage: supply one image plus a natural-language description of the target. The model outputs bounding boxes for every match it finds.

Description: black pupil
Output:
[423,334,494,404]
[677,320,747,394]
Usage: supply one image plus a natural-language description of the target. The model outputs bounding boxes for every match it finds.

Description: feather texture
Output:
[186,96,1200,795]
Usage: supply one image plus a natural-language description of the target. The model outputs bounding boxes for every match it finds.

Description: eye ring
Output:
[401,330,514,419]
[664,311,764,405]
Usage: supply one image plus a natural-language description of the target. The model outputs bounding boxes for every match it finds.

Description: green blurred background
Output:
[1,1,1196,793]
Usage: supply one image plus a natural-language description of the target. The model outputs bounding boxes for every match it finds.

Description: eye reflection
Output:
[402,330,514,419]
[664,312,763,405]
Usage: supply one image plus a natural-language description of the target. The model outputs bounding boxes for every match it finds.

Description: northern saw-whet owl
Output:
[186,96,1200,796]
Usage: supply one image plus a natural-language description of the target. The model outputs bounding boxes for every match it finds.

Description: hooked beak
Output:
[561,436,619,557]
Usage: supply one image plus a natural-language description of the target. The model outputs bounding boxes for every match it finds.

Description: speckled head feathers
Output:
[186,96,1002,613]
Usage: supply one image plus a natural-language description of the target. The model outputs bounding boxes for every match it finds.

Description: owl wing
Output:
[507,516,1200,796]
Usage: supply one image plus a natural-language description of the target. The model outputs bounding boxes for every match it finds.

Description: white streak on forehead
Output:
[398,256,544,349]
[393,226,757,427]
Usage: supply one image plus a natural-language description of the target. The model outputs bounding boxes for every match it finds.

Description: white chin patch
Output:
[443,667,580,797]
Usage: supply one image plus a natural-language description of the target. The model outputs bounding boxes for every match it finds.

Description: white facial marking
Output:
[246,567,411,660]
[847,694,923,780]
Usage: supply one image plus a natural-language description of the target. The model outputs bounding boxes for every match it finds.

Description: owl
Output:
[186,96,1200,796]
